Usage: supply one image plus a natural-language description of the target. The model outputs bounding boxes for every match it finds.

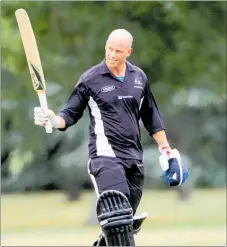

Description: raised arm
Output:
[34,77,89,131]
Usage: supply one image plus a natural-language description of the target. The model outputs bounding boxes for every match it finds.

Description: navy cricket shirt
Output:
[58,60,165,160]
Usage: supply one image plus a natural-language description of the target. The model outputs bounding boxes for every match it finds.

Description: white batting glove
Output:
[158,144,181,172]
[34,107,60,128]
[158,145,189,186]
[159,148,181,172]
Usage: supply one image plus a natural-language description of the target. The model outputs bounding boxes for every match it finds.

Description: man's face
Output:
[105,41,132,69]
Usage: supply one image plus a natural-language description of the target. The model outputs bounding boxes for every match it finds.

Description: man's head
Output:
[105,29,133,69]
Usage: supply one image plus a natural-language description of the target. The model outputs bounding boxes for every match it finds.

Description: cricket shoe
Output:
[132,212,148,234]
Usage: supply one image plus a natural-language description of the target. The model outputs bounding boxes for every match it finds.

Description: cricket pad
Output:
[96,190,135,246]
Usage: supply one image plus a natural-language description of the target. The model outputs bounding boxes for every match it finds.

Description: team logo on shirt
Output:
[101,85,115,92]
[134,77,143,89]
[134,77,143,86]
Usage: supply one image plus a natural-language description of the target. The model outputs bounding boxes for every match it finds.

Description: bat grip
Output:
[38,92,53,133]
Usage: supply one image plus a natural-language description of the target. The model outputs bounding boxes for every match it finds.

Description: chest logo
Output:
[134,77,143,86]
[101,85,115,92]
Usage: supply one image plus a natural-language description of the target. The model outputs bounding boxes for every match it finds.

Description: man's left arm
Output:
[140,82,189,186]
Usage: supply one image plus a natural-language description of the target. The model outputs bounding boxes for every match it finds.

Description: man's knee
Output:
[96,190,135,246]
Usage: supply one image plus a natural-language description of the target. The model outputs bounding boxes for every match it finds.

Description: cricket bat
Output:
[15,9,52,133]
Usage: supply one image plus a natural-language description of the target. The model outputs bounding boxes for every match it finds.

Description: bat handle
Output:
[38,92,53,133]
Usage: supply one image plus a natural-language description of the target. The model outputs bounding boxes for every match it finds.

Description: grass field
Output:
[1,189,226,246]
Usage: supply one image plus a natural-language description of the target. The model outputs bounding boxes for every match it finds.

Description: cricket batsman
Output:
[34,29,189,246]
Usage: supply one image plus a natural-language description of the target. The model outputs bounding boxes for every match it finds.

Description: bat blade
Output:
[15,9,52,133]
[15,9,45,92]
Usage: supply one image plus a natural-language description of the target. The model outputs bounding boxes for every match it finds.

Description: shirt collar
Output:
[99,59,135,74]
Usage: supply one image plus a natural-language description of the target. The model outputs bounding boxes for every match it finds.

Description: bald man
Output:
[34,29,189,246]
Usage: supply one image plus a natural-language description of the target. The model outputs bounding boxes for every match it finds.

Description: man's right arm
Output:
[34,77,89,130]
[55,115,66,128]
[34,108,66,128]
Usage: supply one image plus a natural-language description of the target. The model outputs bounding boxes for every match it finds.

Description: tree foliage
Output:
[1,1,226,193]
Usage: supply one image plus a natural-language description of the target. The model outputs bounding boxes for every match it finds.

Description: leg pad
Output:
[96,190,135,246]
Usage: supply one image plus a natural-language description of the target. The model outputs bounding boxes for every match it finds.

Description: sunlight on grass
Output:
[2,189,226,246]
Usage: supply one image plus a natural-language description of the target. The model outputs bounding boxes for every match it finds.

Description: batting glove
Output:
[159,145,189,186]
[34,107,60,128]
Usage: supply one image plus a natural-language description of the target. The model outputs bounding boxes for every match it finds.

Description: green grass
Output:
[1,189,226,246]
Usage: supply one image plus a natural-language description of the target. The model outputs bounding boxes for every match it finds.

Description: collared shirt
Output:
[58,60,165,160]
